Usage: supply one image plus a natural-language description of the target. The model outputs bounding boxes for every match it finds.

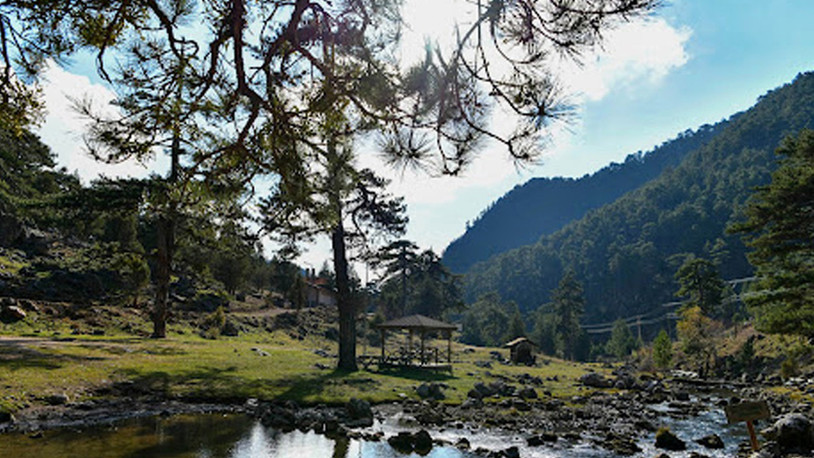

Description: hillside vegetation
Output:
[442,121,725,273]
[463,71,814,325]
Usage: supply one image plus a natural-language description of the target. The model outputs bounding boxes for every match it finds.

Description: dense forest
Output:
[0,128,302,309]
[442,121,726,273]
[463,71,814,327]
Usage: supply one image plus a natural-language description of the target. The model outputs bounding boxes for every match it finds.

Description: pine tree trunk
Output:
[153,215,171,338]
[332,222,357,372]
[152,133,179,339]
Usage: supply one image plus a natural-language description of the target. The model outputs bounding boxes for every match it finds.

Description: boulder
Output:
[221,320,240,336]
[455,437,470,450]
[44,393,69,406]
[580,371,611,388]
[0,411,14,424]
[387,430,434,454]
[473,382,495,397]
[696,433,725,449]
[762,413,814,450]
[345,398,373,427]
[412,430,433,455]
[655,428,687,451]
[518,386,538,399]
[259,404,297,431]
[601,433,642,455]
[416,383,445,400]
[0,305,26,322]
[388,432,414,453]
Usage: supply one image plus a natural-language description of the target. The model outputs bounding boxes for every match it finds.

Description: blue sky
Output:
[35,0,814,272]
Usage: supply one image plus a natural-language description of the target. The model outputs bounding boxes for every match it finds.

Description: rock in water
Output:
[655,428,687,451]
[412,430,433,455]
[696,433,725,449]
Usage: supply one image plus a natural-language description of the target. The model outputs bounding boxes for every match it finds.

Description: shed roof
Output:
[504,337,537,348]
[377,314,457,331]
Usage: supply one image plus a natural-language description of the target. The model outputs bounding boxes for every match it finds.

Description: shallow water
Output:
[0,401,752,457]
[0,413,471,458]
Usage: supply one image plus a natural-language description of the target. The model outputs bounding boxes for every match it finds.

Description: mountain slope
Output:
[442,123,725,273]
[463,71,814,324]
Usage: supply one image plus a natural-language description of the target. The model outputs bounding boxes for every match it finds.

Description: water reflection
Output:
[0,404,747,457]
[0,414,469,458]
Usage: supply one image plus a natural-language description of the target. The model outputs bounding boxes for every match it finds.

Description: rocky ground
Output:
[6,365,811,458]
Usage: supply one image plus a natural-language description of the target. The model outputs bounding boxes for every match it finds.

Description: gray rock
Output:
[696,433,725,449]
[0,411,14,424]
[346,398,373,426]
[413,430,433,454]
[655,428,687,451]
[762,413,814,450]
[44,393,69,406]
[580,371,611,388]
[518,386,538,399]
[0,305,26,322]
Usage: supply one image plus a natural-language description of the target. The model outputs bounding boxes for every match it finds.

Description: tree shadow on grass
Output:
[112,363,458,405]
[371,366,456,382]
[112,366,289,401]
[0,343,107,371]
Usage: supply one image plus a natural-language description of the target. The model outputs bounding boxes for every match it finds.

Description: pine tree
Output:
[674,255,725,318]
[652,329,673,370]
[606,319,637,359]
[733,129,814,337]
[551,270,585,361]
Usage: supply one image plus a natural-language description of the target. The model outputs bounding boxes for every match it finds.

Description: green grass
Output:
[0,326,605,413]
[0,253,27,275]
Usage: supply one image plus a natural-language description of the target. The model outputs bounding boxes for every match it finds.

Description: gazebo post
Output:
[380,329,385,363]
[420,330,426,366]
[408,329,414,363]
[446,330,452,364]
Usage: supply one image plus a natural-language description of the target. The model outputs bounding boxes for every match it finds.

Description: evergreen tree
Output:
[652,329,673,370]
[505,308,526,342]
[674,255,726,318]
[551,270,585,361]
[260,134,407,371]
[732,129,814,337]
[606,319,637,359]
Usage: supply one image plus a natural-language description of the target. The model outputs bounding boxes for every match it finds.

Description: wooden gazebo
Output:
[375,314,457,371]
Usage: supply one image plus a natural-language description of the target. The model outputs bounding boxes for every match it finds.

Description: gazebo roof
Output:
[504,337,537,348]
[377,314,457,331]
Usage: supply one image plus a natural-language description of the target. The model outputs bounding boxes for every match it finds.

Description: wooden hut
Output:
[504,337,537,365]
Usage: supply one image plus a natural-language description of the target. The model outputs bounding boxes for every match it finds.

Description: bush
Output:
[780,355,799,380]
[653,329,673,370]
[201,306,227,338]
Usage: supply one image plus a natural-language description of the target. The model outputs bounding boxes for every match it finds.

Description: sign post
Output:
[725,400,771,451]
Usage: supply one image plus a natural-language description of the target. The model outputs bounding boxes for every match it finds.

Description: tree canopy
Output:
[733,129,814,337]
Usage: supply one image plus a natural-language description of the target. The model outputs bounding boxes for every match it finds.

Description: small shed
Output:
[376,314,457,370]
[504,337,537,365]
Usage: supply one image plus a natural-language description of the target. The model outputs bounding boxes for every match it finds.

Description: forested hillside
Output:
[442,122,725,273]
[463,71,814,324]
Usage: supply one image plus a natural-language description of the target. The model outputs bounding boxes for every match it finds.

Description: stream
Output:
[0,400,751,457]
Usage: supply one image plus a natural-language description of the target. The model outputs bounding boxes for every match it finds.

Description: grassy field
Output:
[0,308,605,415]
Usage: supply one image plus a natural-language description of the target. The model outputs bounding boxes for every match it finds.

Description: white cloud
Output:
[36,63,157,183]
[564,18,692,102]
[374,10,693,259]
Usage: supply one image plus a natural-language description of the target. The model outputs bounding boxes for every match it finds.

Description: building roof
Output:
[377,314,458,331]
[504,337,537,348]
